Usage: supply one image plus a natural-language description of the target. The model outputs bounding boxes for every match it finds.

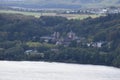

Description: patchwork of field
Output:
[0,10,101,19]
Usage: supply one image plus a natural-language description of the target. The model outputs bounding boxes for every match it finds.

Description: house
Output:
[40,36,53,43]
[25,50,44,58]
[67,31,76,40]
[52,32,60,40]
[25,50,38,55]
[87,42,104,48]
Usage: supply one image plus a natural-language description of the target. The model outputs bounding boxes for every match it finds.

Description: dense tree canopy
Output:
[0,13,120,67]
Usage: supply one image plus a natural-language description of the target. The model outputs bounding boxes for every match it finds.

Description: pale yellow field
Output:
[0,10,101,19]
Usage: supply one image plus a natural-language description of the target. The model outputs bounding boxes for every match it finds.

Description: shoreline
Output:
[0,60,119,69]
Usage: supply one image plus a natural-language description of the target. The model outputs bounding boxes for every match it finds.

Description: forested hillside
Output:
[0,13,120,67]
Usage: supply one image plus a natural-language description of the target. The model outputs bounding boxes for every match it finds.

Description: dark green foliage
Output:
[39,16,67,26]
[0,13,120,68]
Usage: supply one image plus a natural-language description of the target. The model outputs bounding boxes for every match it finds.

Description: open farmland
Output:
[0,10,101,19]
[0,10,56,18]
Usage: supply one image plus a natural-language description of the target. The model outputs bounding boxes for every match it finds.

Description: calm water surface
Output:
[0,61,120,80]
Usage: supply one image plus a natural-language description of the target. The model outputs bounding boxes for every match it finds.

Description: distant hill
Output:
[0,0,120,9]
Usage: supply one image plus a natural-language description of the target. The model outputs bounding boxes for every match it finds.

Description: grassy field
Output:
[26,41,56,48]
[57,14,101,20]
[0,10,101,19]
[0,10,56,18]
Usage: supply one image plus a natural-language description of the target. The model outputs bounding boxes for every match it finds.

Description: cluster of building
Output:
[6,6,120,15]
[40,31,104,48]
[25,31,105,55]
[64,7,120,14]
[40,31,79,46]
[87,42,104,48]
[80,7,120,14]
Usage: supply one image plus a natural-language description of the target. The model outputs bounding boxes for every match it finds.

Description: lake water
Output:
[0,61,120,80]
